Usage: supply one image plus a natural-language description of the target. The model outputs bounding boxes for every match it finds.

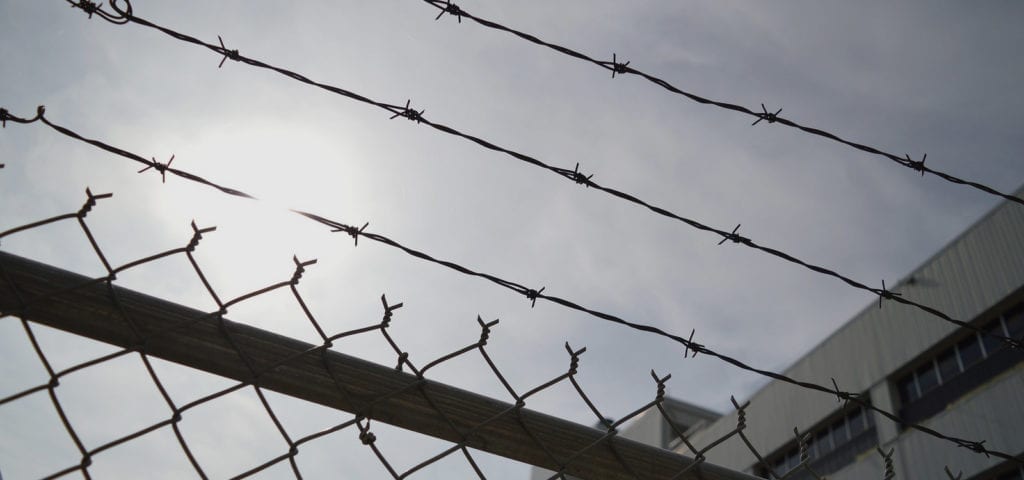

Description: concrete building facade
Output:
[683,185,1024,479]
[532,185,1024,479]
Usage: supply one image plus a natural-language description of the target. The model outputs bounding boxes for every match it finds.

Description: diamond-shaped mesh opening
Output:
[175,386,291,479]
[54,352,172,449]
[85,425,199,480]
[0,318,50,398]
[0,389,82,479]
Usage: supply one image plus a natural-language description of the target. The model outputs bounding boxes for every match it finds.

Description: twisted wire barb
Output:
[45,2,1024,353]
[1,108,1018,464]
[414,0,1024,207]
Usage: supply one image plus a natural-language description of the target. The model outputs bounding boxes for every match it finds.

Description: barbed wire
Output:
[415,0,1024,208]
[0,199,757,479]
[2,198,983,479]
[22,0,1024,355]
[1,107,1018,464]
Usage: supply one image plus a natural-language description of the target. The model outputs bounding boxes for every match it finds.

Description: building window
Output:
[756,404,875,479]
[895,301,1024,425]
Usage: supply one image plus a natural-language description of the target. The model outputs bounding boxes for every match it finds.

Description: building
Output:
[533,184,1024,480]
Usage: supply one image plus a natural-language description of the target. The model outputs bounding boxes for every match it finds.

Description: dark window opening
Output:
[895,301,1024,425]
[958,334,983,368]
[937,350,960,383]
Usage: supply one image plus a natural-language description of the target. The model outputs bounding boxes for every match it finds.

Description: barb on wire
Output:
[717,224,747,246]
[906,153,927,177]
[388,99,425,123]
[569,162,594,187]
[137,154,174,183]
[333,221,369,246]
[751,104,782,126]
[602,53,631,78]
[683,328,700,358]
[944,466,964,480]
[42,2,1024,352]
[525,286,545,308]
[216,35,239,68]
[955,438,989,456]
[877,279,902,309]
[434,0,462,22]
[415,0,1024,207]
[3,108,1020,463]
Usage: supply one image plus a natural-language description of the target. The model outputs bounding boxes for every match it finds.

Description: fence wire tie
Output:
[0,108,8,128]
[380,293,404,326]
[877,447,896,479]
[358,421,377,446]
[794,427,811,463]
[752,103,782,126]
[650,370,672,400]
[78,187,113,218]
[290,255,317,285]
[137,154,174,183]
[395,351,410,371]
[683,328,702,358]
[730,396,750,431]
[217,35,240,68]
[564,342,586,376]
[877,279,902,309]
[716,223,749,244]
[944,466,964,480]
[332,221,369,246]
[476,316,499,345]
[571,162,594,187]
[434,0,463,22]
[186,220,217,252]
[525,286,545,307]
[605,53,631,78]
[389,99,425,123]
[905,153,927,176]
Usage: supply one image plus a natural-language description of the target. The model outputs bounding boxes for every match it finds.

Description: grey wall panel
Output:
[684,188,1024,472]
[888,366,1024,479]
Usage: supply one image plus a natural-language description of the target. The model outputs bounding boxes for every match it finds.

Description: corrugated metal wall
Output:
[685,186,1024,478]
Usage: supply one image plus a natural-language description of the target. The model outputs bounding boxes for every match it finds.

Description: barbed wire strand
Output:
[45,0,1024,353]
[1,108,1017,465]
[415,0,1024,208]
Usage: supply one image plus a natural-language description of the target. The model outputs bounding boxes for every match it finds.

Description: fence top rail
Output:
[0,250,762,480]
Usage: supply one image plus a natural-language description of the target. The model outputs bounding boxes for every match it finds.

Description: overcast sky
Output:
[2,0,1023,478]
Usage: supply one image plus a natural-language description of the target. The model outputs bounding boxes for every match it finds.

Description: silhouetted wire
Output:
[1,209,750,480]
[416,0,1024,208]
[48,0,1023,353]
[3,107,1016,464]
